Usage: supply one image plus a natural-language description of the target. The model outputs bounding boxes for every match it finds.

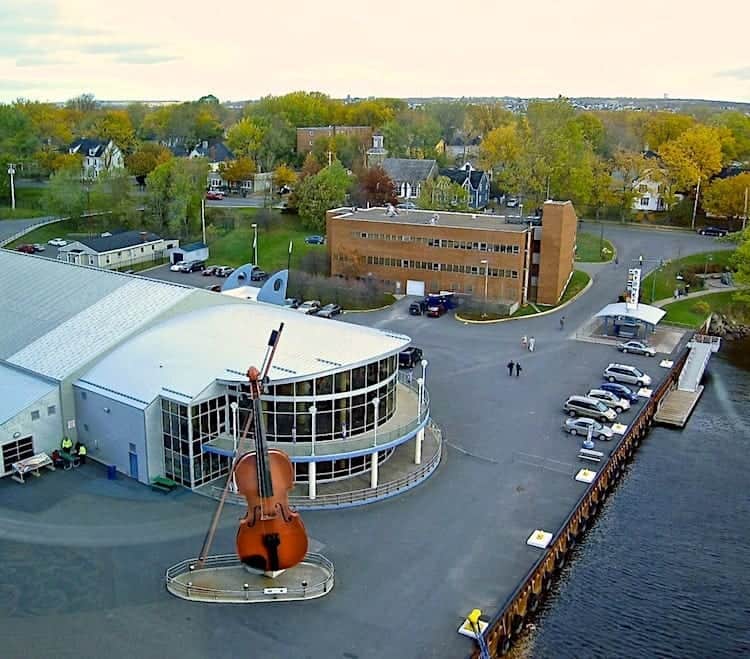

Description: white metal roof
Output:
[0,363,57,426]
[595,302,666,326]
[8,277,194,380]
[77,302,411,405]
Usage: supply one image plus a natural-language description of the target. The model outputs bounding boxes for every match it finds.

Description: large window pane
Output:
[335,370,351,393]
[295,380,312,396]
[352,366,366,389]
[367,363,378,386]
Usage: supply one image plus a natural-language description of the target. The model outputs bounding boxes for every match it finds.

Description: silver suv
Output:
[563,395,617,422]
[603,363,651,387]
[587,388,631,413]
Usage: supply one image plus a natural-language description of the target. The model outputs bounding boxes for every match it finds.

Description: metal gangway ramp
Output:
[655,334,721,427]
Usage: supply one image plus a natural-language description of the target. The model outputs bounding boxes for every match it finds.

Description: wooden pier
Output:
[654,386,704,427]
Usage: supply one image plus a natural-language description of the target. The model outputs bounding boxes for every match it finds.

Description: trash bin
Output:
[106,464,117,480]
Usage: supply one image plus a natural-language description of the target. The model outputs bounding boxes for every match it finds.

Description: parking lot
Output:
[138,262,229,289]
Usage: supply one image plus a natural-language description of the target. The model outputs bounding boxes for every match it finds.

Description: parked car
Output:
[305,235,326,245]
[563,395,617,422]
[505,197,519,208]
[603,363,652,387]
[317,303,343,318]
[617,340,655,357]
[250,269,268,281]
[399,347,424,368]
[599,381,640,404]
[283,297,301,309]
[214,266,234,277]
[563,417,614,441]
[170,262,184,272]
[32,243,45,252]
[202,266,217,276]
[697,226,728,237]
[178,260,205,273]
[48,238,67,246]
[297,300,321,315]
[16,244,36,253]
[426,302,446,318]
[587,388,631,413]
[205,190,224,200]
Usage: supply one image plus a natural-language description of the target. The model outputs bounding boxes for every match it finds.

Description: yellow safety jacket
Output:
[61,438,73,449]
[78,445,87,456]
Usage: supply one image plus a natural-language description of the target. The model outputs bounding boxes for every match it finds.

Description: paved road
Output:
[0,216,59,245]
[0,226,729,659]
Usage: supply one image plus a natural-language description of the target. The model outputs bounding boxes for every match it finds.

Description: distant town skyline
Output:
[2,0,748,104]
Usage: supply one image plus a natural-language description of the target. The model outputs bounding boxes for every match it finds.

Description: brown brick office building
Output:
[326,201,578,306]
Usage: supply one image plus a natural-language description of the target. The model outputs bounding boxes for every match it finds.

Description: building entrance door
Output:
[406,280,425,296]
[129,452,138,479]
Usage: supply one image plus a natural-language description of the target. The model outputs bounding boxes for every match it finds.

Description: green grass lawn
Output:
[206,211,319,271]
[0,187,50,219]
[508,270,591,318]
[640,250,735,303]
[6,215,116,248]
[661,291,746,327]
[575,231,615,262]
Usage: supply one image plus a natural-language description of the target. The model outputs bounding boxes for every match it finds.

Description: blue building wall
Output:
[73,385,150,483]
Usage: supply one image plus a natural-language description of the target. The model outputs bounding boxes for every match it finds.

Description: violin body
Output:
[235,448,308,572]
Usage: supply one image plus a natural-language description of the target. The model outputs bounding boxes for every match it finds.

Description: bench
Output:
[578,448,604,463]
[151,476,178,493]
[58,452,80,470]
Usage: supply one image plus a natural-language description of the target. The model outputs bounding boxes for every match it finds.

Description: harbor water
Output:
[515,339,750,659]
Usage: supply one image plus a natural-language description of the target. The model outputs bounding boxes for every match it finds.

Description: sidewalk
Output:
[651,284,740,308]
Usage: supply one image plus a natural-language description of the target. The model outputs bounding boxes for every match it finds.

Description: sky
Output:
[1,0,749,104]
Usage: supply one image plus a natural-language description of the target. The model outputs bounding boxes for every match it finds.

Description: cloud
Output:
[114,52,180,65]
[717,66,750,80]
[81,41,154,55]
[15,54,68,67]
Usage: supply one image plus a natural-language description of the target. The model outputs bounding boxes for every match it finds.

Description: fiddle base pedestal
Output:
[166,552,334,604]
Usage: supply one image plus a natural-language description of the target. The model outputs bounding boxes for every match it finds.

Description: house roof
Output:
[439,167,487,189]
[71,231,163,253]
[69,138,109,157]
[178,242,207,252]
[382,158,437,185]
[191,140,234,162]
[0,249,195,380]
[0,363,57,426]
[595,302,665,327]
[76,300,411,405]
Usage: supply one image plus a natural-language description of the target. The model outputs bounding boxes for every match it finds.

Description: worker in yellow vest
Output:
[75,442,87,465]
[61,437,73,453]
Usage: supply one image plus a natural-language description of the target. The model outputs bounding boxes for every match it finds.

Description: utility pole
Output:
[201,198,206,245]
[691,177,701,231]
[743,187,748,232]
[7,163,16,210]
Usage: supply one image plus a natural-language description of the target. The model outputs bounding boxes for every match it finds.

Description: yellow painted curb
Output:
[454,275,593,325]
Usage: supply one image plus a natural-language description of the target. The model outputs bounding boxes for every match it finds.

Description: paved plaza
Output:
[0,226,728,658]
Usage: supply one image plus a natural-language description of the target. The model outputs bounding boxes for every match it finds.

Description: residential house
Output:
[382,158,438,200]
[439,163,491,209]
[188,139,245,192]
[629,150,682,212]
[436,136,482,165]
[68,138,125,180]
[296,126,373,156]
[57,230,177,269]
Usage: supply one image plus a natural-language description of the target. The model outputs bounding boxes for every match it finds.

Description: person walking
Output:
[521,335,528,348]
[515,362,522,377]
[507,360,515,376]
[559,316,565,330]
[76,442,87,465]
[528,336,536,352]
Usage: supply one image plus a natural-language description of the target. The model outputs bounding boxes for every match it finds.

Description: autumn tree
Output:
[644,112,695,151]
[660,125,725,191]
[126,142,172,184]
[296,161,352,232]
[43,164,88,224]
[353,167,396,206]
[89,169,139,227]
[712,112,750,162]
[219,157,257,190]
[145,157,209,237]
[418,176,469,211]
[703,172,750,219]
[300,152,322,179]
[273,164,297,190]
[226,118,265,161]
[93,110,136,153]
[611,149,650,220]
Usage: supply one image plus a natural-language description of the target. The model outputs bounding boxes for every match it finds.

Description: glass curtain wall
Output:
[161,400,190,485]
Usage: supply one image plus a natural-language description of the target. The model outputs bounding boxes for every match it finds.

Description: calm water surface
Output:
[513,339,750,659]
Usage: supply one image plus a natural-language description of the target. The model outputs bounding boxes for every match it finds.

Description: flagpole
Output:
[287,240,293,271]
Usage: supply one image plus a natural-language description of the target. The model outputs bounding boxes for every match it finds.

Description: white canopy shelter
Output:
[595,302,666,327]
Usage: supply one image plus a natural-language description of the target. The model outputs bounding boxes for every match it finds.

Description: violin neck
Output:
[252,396,274,498]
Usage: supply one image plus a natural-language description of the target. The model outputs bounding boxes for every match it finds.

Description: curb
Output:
[343,297,397,314]
[454,275,593,325]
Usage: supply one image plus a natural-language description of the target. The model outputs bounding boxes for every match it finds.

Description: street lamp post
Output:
[704,254,713,276]
[251,223,258,266]
[480,259,489,301]
[519,203,524,222]
[415,377,425,464]
[421,359,428,386]
[308,405,316,500]
[7,164,16,210]
[370,397,379,489]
